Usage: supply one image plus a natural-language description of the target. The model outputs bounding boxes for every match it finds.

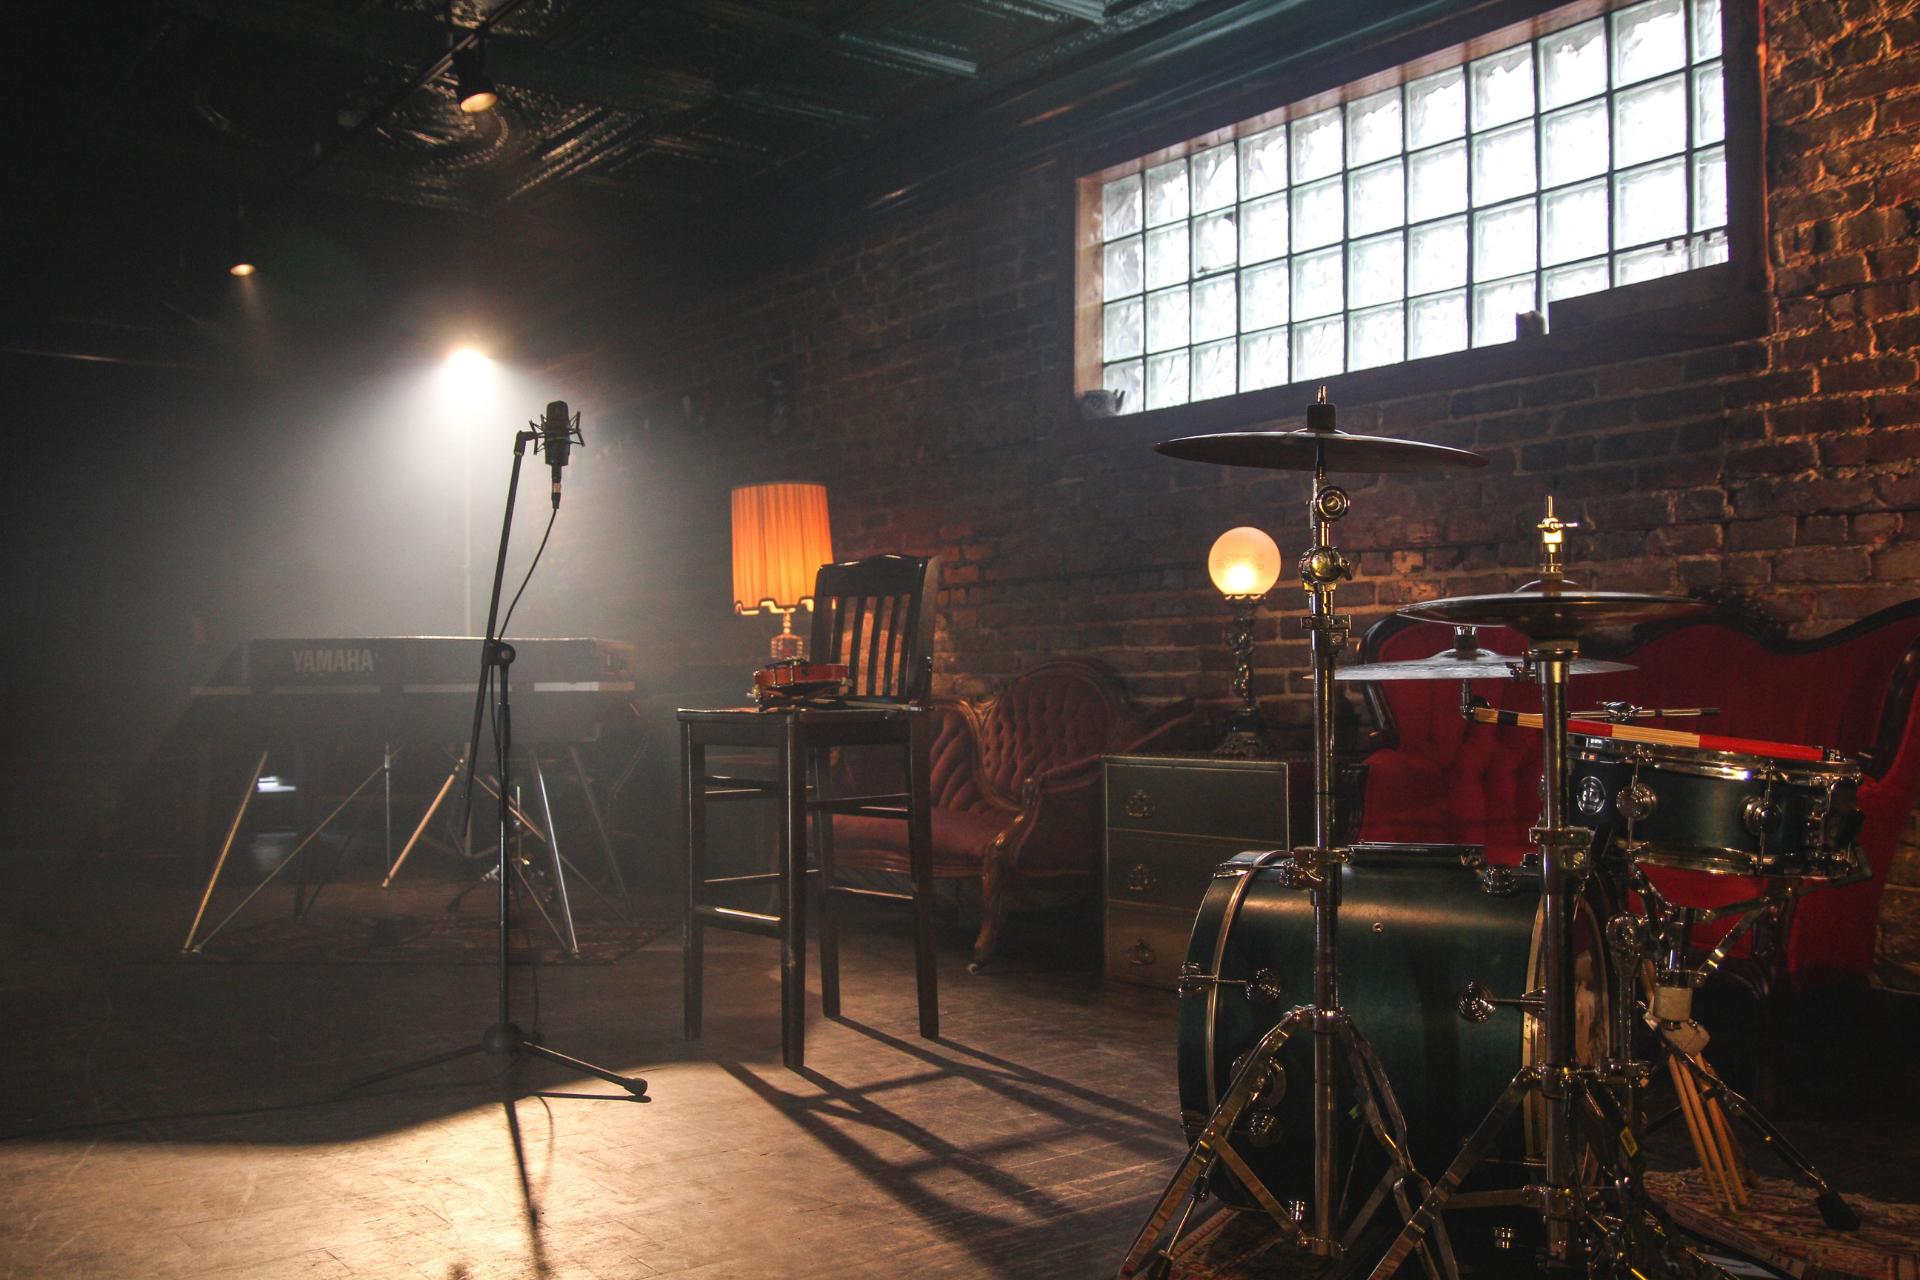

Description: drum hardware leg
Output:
[1363,1069,1540,1280]
[383,747,468,888]
[1669,1050,1859,1231]
[182,749,270,953]
[1115,1008,1311,1278]
[1340,1019,1460,1280]
[532,758,581,959]
[188,756,393,953]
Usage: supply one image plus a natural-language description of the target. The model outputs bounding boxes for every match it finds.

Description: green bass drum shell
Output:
[1177,845,1588,1216]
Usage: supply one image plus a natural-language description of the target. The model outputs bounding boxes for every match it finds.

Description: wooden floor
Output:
[3,850,1917,1280]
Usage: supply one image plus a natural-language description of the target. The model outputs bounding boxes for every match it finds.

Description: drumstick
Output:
[1690,1051,1751,1210]
[1465,706,1828,762]
[1667,1054,1735,1213]
[1638,960,1735,1212]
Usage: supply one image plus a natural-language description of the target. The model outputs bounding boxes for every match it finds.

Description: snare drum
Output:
[1569,736,1863,877]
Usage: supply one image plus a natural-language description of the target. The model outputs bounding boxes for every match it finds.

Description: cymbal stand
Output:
[1120,392,1447,1277]
[1367,509,1677,1279]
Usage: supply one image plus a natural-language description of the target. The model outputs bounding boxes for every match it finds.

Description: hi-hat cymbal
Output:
[1334,644,1635,681]
[1401,589,1705,638]
[1155,426,1487,474]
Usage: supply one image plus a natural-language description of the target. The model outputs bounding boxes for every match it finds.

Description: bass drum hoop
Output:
[1519,889,1611,1159]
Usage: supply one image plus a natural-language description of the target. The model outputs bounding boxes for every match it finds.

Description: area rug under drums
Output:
[1167,1177,1920,1280]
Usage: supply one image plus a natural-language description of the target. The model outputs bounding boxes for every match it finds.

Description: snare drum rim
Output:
[1569,735,1861,786]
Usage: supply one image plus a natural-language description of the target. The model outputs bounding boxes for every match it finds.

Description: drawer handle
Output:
[1126,939,1157,967]
[1123,788,1155,820]
[1125,862,1157,893]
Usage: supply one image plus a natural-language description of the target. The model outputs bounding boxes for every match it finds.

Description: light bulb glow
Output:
[229,261,256,277]
[1208,526,1282,599]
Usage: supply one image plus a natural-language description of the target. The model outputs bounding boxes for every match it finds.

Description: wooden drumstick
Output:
[1639,960,1735,1211]
[1668,1054,1736,1213]
[1690,1052,1750,1210]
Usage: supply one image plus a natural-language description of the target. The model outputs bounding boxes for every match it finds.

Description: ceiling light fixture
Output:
[453,44,497,114]
[227,211,257,277]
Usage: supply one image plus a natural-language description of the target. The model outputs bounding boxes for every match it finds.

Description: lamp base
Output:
[1212,712,1279,760]
[769,628,805,662]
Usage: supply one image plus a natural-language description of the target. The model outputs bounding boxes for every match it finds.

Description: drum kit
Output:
[1117,392,1867,1280]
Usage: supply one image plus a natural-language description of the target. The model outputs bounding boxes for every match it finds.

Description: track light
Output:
[227,214,257,277]
[453,45,497,114]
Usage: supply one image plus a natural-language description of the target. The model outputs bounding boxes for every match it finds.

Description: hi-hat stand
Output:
[350,414,645,1101]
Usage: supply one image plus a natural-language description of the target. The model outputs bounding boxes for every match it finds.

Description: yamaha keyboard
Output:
[190,636,637,745]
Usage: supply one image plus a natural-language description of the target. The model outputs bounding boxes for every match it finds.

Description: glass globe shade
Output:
[1208,526,1282,599]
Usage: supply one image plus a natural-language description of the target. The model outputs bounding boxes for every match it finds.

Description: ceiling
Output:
[7,0,1486,368]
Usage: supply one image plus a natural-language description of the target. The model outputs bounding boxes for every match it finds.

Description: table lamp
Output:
[732,482,833,661]
[1208,525,1282,758]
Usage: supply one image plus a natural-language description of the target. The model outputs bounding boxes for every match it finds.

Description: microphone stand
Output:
[349,424,646,1100]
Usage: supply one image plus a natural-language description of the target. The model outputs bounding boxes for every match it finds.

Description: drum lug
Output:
[1457,979,1545,1024]
[1742,792,1781,838]
[1616,780,1658,822]
[1475,863,1521,896]
[1177,961,1283,1005]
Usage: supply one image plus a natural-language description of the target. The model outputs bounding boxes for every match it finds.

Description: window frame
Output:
[1070,0,1766,428]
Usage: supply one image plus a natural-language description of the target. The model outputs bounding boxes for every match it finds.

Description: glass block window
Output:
[1086,0,1728,413]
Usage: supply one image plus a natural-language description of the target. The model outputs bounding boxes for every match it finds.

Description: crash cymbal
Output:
[1334,642,1635,681]
[1401,589,1705,638]
[1155,426,1487,474]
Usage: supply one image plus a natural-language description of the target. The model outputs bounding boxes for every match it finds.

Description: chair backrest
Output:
[808,554,940,704]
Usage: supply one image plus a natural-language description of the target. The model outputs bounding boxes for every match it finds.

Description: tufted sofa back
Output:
[972,662,1119,804]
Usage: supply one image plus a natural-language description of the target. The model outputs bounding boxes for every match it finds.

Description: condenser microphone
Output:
[540,400,574,508]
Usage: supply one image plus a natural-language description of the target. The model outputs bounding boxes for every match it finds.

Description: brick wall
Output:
[592,0,1920,977]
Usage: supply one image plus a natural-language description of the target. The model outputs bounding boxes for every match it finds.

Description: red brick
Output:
[1729,517,1797,551]
[1770,397,1870,435]
[1775,546,1872,582]
[1822,357,1919,394]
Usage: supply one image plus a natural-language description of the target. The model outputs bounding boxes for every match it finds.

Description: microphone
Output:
[540,400,574,508]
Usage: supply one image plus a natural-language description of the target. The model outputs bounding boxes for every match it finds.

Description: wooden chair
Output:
[680,553,939,1070]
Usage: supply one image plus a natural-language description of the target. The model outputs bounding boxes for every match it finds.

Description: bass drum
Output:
[1177,844,1607,1239]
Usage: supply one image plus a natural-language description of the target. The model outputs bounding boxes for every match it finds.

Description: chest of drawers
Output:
[1102,754,1290,989]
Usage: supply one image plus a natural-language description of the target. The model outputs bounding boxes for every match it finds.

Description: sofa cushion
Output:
[831,806,1010,877]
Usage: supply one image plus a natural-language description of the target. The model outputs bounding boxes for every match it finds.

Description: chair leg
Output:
[781,718,809,1070]
[682,726,704,1042]
[810,748,841,1020]
[907,714,939,1039]
[970,852,1010,972]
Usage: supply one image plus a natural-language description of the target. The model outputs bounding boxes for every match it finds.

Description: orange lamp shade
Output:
[731,482,833,614]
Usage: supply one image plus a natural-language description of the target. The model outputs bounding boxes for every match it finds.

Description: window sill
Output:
[1086,265,1767,438]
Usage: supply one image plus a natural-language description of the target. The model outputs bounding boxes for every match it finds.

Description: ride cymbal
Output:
[1401,589,1705,638]
[1155,426,1487,474]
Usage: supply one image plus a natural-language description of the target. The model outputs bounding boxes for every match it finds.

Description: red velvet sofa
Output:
[1353,598,1920,990]
[829,658,1193,968]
